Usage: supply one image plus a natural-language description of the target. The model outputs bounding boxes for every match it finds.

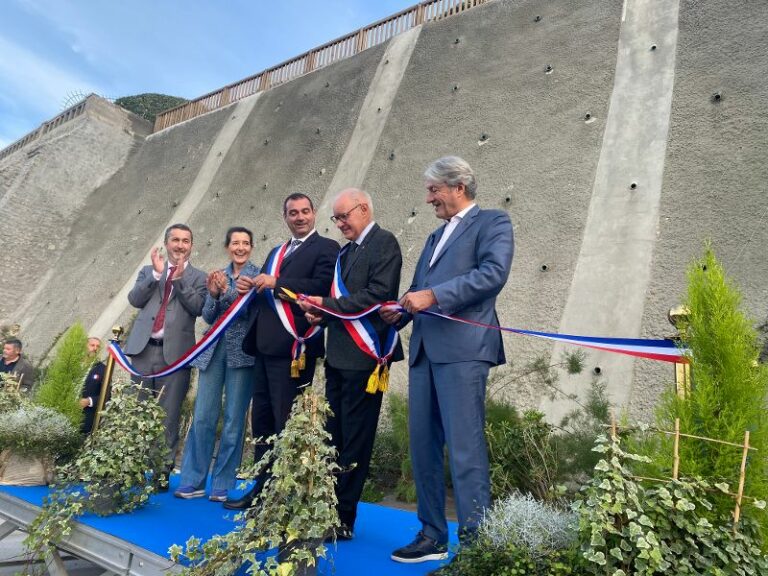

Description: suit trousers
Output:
[325,363,383,528]
[180,340,253,491]
[130,344,192,468]
[408,352,491,544]
[250,354,317,481]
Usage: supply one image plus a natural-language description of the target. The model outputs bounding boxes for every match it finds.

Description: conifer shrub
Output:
[639,246,768,539]
[34,323,89,429]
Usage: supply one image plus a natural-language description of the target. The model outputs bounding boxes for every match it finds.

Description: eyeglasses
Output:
[330,203,362,224]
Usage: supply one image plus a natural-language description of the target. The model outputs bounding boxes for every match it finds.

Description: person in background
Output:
[0,338,35,392]
[80,336,106,434]
[175,227,259,502]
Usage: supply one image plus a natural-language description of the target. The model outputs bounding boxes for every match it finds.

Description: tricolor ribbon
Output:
[109,288,256,378]
[284,292,690,365]
[263,242,323,377]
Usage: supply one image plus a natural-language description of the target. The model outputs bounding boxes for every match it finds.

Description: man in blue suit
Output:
[382,156,513,566]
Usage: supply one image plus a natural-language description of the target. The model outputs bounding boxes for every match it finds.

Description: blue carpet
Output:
[1,476,457,575]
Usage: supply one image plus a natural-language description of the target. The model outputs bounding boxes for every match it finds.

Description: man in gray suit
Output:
[124,223,207,486]
[382,157,513,566]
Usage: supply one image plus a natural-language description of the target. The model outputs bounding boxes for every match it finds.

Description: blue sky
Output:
[0,0,416,148]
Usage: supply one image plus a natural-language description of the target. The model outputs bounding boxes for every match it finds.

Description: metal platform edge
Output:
[0,491,181,576]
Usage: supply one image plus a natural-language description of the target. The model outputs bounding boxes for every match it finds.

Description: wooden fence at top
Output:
[0,96,91,163]
[153,0,489,132]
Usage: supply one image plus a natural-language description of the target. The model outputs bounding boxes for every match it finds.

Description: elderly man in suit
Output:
[300,187,403,539]
[225,193,339,510]
[382,157,514,566]
[124,223,208,486]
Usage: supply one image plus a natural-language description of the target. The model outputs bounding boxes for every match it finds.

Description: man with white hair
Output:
[382,156,514,568]
[301,187,403,540]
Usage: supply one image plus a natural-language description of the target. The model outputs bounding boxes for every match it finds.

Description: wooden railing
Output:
[0,96,92,162]
[154,0,488,132]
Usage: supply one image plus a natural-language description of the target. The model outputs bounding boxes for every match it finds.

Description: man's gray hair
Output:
[335,188,374,214]
[424,156,477,199]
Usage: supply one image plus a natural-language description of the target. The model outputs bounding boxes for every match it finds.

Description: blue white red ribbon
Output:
[263,242,323,369]
[109,285,688,380]
[327,246,399,393]
[291,296,689,365]
[109,288,256,378]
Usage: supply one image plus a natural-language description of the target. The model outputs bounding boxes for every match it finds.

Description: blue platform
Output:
[0,476,457,575]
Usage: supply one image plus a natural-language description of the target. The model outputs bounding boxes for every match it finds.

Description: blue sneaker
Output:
[174,485,205,499]
[209,488,228,502]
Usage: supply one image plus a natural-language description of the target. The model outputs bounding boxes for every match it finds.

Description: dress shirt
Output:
[430,204,476,266]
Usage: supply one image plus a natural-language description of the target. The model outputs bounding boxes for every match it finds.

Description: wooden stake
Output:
[610,410,617,441]
[673,418,680,480]
[733,430,750,528]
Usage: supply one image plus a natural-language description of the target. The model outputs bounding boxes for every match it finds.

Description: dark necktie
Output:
[151,266,176,333]
[285,239,302,257]
[342,242,358,272]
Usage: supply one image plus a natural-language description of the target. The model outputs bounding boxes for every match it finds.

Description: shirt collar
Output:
[445,203,476,224]
[291,229,317,242]
[354,221,376,245]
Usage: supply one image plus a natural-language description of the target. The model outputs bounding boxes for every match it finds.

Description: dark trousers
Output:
[130,344,192,468]
[325,362,383,529]
[250,354,317,480]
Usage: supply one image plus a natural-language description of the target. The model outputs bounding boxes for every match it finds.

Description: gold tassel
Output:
[366,364,381,394]
[379,365,389,393]
[291,359,300,378]
[298,352,306,371]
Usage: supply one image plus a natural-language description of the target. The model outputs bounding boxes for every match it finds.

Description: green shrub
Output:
[639,246,768,539]
[34,323,89,429]
[114,93,188,123]
[437,538,581,576]
[0,405,79,459]
[364,392,415,503]
[486,405,555,500]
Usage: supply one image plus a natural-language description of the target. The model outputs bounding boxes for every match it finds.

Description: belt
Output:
[148,337,164,346]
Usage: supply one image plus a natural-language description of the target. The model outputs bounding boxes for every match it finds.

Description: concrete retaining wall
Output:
[3,0,766,420]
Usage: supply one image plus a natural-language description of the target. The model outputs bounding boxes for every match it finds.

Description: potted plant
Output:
[171,388,340,576]
[24,379,168,565]
[0,374,80,485]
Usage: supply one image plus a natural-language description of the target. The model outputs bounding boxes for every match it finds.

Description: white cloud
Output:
[0,35,105,116]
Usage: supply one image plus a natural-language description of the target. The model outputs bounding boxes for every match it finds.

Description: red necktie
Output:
[151,266,176,333]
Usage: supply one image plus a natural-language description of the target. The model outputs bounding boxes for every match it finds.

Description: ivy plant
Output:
[24,379,167,569]
[574,434,768,575]
[170,389,340,576]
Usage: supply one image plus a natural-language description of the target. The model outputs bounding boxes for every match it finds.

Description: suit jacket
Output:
[124,262,208,364]
[242,231,340,358]
[402,206,514,366]
[192,261,259,371]
[322,223,405,372]
[0,356,35,392]
[81,361,106,434]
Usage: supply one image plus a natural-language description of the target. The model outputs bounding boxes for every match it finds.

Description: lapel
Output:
[281,231,317,271]
[343,223,379,281]
[428,205,480,270]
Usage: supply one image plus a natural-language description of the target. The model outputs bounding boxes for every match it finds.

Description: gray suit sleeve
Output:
[127,266,158,309]
[174,269,208,317]
[431,211,514,316]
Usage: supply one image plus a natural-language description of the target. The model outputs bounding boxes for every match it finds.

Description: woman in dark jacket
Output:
[175,227,258,501]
